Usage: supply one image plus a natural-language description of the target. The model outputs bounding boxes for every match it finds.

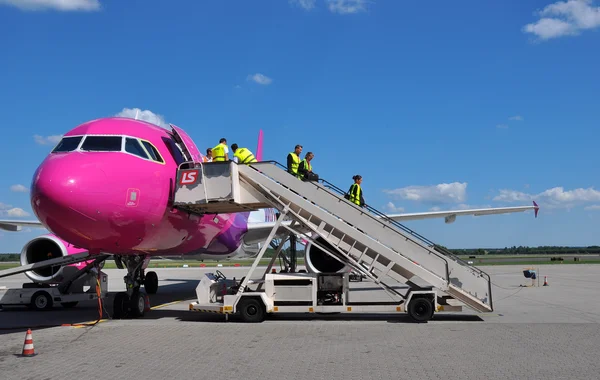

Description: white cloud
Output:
[115,107,169,129]
[509,115,524,121]
[0,0,101,11]
[429,204,492,212]
[584,205,600,210]
[385,202,404,213]
[496,124,509,129]
[290,0,316,10]
[523,0,600,40]
[326,0,370,14]
[34,134,62,145]
[10,184,28,193]
[494,186,600,209]
[384,182,467,204]
[451,203,492,210]
[0,202,30,217]
[247,73,273,85]
[6,208,30,217]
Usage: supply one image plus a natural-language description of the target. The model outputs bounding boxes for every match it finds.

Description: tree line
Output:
[2,245,600,261]
[442,246,600,256]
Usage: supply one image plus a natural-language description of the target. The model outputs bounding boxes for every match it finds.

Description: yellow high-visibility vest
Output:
[289,152,300,177]
[349,183,361,205]
[212,143,227,162]
[301,159,312,173]
[234,148,257,164]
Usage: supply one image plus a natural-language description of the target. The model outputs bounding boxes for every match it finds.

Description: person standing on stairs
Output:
[346,175,366,208]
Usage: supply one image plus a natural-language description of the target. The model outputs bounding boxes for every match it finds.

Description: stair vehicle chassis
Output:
[190,269,438,323]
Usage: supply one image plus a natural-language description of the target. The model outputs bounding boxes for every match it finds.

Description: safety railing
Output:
[247,161,491,284]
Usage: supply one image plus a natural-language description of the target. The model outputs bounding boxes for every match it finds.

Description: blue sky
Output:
[0,0,599,252]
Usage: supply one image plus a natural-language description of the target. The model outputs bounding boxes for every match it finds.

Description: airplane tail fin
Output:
[256,129,263,161]
[253,129,276,223]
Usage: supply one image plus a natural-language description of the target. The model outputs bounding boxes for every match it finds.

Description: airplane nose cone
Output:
[31,154,108,244]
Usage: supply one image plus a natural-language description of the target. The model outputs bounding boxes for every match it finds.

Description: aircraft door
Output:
[169,124,204,164]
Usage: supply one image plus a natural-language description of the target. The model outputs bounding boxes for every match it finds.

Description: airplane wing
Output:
[0,219,45,232]
[243,220,313,246]
[243,201,539,244]
[381,201,539,224]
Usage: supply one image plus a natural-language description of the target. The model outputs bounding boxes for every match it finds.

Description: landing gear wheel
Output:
[144,271,158,294]
[61,302,78,308]
[112,292,130,319]
[407,297,434,323]
[31,291,53,311]
[129,290,146,318]
[238,298,265,323]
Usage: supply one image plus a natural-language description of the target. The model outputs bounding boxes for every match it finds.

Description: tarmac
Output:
[1,264,599,379]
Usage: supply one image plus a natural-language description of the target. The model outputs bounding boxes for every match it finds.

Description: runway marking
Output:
[63,319,108,328]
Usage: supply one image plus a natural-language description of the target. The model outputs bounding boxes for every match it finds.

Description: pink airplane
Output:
[0,116,539,318]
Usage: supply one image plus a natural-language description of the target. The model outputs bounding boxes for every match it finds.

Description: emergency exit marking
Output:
[126,188,140,207]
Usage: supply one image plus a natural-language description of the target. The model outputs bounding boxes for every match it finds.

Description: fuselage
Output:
[30,117,250,258]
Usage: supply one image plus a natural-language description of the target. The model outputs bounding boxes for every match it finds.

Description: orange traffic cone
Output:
[543,276,549,286]
[21,328,36,357]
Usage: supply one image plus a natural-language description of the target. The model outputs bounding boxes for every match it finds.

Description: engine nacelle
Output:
[304,236,350,274]
[20,234,88,284]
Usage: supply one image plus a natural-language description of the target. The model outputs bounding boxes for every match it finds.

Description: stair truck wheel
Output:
[238,297,266,323]
[31,291,53,311]
[407,297,434,323]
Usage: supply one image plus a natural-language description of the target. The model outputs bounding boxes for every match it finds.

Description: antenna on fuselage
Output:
[135,109,140,120]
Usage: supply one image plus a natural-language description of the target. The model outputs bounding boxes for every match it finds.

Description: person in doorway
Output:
[204,148,213,162]
[231,143,257,164]
[212,138,229,162]
[346,175,366,207]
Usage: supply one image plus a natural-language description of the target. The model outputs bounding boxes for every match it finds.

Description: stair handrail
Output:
[245,160,490,284]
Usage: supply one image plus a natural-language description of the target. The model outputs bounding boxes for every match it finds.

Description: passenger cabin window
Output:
[141,141,164,163]
[125,138,149,159]
[80,136,122,151]
[52,136,83,152]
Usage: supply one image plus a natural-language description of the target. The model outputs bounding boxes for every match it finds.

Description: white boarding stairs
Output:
[173,161,493,313]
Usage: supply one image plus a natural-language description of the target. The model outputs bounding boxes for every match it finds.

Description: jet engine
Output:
[304,236,350,274]
[20,234,88,284]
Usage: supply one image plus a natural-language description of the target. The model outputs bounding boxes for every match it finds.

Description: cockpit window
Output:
[52,136,82,152]
[141,141,164,163]
[80,136,123,151]
[125,138,149,159]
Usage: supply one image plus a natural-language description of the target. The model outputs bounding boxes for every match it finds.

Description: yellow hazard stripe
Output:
[150,300,183,310]
[188,305,235,314]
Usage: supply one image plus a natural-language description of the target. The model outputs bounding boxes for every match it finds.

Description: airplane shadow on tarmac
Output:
[0,278,200,335]
[0,277,484,334]
[143,309,485,324]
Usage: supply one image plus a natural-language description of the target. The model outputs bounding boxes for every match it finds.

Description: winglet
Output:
[533,201,539,218]
[256,129,263,161]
